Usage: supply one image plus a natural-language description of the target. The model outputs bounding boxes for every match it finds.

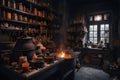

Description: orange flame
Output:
[57,51,74,59]
[61,51,65,58]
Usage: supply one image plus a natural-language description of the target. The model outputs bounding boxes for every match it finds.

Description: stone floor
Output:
[74,66,110,80]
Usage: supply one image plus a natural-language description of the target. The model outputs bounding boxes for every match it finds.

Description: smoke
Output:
[59,0,68,50]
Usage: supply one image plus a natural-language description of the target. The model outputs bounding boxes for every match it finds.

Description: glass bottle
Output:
[12,0,16,9]
[7,0,11,7]
[19,3,23,11]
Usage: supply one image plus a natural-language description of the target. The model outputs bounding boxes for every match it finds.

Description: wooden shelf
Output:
[0,5,51,22]
[67,32,83,35]
[0,0,62,43]
[70,23,83,27]
[66,22,84,48]
[0,28,23,31]
[20,0,61,16]
[0,19,40,28]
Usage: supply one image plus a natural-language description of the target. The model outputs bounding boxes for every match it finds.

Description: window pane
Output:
[94,25,97,31]
[94,32,97,37]
[105,38,109,43]
[100,31,105,37]
[100,24,104,30]
[105,31,109,38]
[105,24,109,30]
[89,38,93,43]
[89,25,93,31]
[100,38,105,43]
[94,38,97,43]
[89,32,93,37]
[89,16,93,21]
[94,15,102,21]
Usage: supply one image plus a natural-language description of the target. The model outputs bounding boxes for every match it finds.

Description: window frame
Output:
[87,11,112,44]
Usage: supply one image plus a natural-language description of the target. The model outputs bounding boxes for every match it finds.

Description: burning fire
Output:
[57,51,74,59]
[61,51,65,58]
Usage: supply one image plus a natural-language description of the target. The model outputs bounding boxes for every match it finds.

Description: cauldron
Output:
[13,37,35,50]
[57,53,76,80]
[12,37,35,61]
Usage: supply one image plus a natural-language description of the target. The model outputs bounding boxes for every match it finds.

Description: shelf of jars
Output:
[66,21,85,48]
[0,19,40,27]
[0,0,60,15]
[23,0,62,16]
[0,3,61,29]
[19,0,62,21]
[0,5,55,23]
[0,0,61,23]
[0,0,62,43]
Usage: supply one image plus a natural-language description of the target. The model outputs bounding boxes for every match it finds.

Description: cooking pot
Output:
[13,37,35,50]
[12,37,35,61]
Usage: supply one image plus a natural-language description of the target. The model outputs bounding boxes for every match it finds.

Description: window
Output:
[94,15,102,21]
[88,13,110,44]
[89,25,98,43]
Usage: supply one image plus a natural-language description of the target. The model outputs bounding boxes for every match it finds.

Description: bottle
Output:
[19,3,23,11]
[12,13,18,20]
[19,15,22,21]
[14,13,18,20]
[7,0,11,7]
[12,0,16,9]
[34,8,37,16]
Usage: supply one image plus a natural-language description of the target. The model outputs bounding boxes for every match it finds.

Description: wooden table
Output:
[0,59,64,80]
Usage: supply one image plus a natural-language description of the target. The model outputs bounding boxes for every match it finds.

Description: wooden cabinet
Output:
[81,48,111,67]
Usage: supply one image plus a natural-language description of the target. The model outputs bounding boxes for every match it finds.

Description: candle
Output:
[22,62,29,71]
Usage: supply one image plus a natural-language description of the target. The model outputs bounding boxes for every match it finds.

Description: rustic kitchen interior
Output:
[0,0,120,80]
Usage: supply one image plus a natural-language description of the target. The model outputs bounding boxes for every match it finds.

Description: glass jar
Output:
[7,12,12,20]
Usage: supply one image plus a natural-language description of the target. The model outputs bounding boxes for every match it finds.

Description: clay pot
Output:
[12,37,35,61]
[14,37,35,51]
